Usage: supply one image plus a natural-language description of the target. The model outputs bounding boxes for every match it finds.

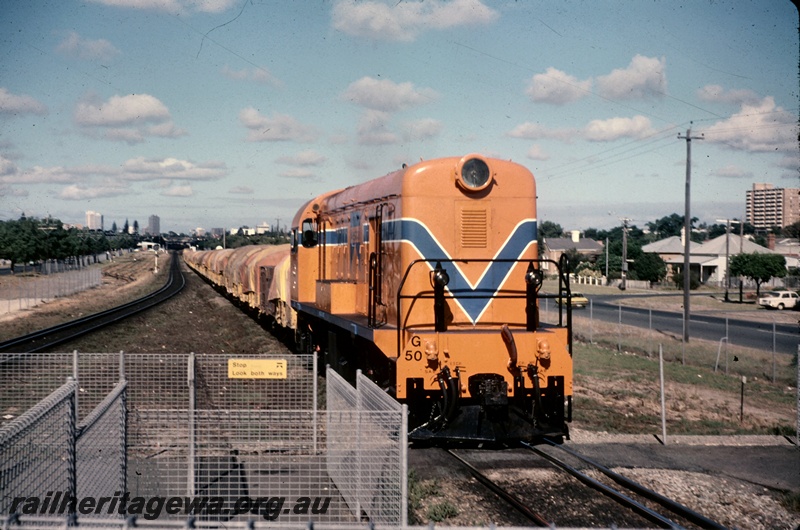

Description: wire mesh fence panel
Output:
[0,355,76,428]
[194,354,315,411]
[325,369,407,526]
[354,372,406,526]
[0,380,76,517]
[0,353,125,427]
[325,369,360,520]
[123,354,191,503]
[76,381,127,517]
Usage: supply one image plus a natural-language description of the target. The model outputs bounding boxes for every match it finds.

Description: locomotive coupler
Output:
[467,373,508,421]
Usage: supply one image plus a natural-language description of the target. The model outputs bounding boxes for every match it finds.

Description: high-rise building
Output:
[146,214,161,235]
[746,183,800,229]
[86,210,103,230]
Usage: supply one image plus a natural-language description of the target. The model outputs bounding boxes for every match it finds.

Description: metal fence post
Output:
[659,345,667,446]
[772,321,776,383]
[66,377,77,516]
[313,352,318,454]
[73,350,79,420]
[355,368,362,519]
[401,403,408,527]
[187,352,196,497]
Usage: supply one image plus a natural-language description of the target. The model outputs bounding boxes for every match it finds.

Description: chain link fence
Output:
[0,268,102,316]
[1,352,407,526]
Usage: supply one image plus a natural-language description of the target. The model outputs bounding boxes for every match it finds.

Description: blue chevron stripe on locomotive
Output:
[382,218,537,324]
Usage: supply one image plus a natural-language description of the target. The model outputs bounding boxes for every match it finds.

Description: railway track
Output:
[0,252,185,354]
[444,442,728,529]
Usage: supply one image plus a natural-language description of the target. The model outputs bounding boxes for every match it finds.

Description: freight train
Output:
[184,154,575,444]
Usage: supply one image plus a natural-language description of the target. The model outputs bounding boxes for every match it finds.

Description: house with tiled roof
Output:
[541,231,604,273]
[642,232,783,286]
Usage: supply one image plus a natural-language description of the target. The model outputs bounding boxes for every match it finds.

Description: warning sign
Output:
[227,359,287,379]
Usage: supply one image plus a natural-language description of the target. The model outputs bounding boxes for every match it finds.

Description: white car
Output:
[757,290,799,310]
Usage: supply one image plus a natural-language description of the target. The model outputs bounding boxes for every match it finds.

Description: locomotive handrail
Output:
[394,256,574,358]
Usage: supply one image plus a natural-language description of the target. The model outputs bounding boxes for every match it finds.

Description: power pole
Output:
[620,218,631,290]
[715,218,741,303]
[678,124,703,343]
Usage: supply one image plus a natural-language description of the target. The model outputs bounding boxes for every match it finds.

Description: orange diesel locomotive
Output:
[187,154,575,444]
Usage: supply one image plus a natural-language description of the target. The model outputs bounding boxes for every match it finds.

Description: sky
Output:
[1,0,797,235]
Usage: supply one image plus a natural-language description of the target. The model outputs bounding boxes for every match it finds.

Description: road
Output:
[565,294,799,356]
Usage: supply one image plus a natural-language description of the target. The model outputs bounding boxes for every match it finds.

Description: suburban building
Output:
[643,232,783,287]
[540,231,604,273]
[746,183,800,229]
[146,214,161,235]
[85,210,103,231]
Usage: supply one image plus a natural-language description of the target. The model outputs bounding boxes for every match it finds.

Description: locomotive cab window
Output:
[301,218,318,248]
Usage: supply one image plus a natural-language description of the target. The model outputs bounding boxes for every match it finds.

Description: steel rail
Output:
[538,438,727,529]
[444,449,551,527]
[0,252,185,354]
[521,441,686,529]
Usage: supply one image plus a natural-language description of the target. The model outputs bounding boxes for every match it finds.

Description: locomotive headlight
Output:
[455,155,492,192]
[525,263,543,287]
[431,262,450,287]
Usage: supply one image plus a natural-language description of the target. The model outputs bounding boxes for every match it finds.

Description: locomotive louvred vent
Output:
[461,208,487,248]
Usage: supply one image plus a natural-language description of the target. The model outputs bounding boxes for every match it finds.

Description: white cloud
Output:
[526,67,591,105]
[162,185,193,197]
[696,84,761,106]
[74,94,170,127]
[279,168,318,180]
[229,186,254,194]
[703,96,797,153]
[526,145,550,161]
[87,0,236,14]
[221,65,282,87]
[0,165,76,185]
[710,164,752,179]
[104,128,145,145]
[56,31,120,62]
[332,0,498,42]
[239,108,318,142]
[596,55,666,100]
[147,122,188,138]
[342,77,437,112]
[582,115,655,142]
[0,185,28,198]
[0,88,47,115]
[0,155,19,177]
[59,183,130,200]
[356,110,397,145]
[507,122,575,143]
[275,150,327,166]
[121,157,228,181]
[401,118,442,141]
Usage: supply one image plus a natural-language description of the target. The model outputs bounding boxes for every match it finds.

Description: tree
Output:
[133,220,139,234]
[538,221,563,238]
[634,253,667,284]
[111,221,118,233]
[729,252,787,297]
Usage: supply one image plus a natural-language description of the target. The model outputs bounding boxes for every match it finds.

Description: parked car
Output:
[557,291,589,309]
[757,290,799,310]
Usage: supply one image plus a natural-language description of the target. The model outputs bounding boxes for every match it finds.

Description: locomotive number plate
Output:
[228,359,287,379]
